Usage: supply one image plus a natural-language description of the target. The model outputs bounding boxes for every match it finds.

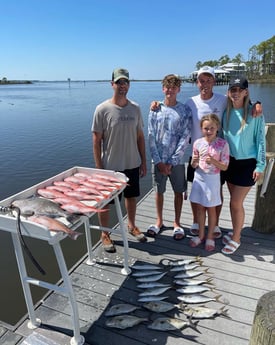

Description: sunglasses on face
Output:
[115,79,129,85]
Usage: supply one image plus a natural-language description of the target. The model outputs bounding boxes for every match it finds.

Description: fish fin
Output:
[188,315,201,334]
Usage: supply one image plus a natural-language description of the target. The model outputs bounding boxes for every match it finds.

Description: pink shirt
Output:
[193,137,229,174]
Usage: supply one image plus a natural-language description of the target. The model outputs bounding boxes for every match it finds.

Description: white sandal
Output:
[222,232,233,245]
[221,239,240,255]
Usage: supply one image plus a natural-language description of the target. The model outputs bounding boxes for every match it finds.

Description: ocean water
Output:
[0,81,274,325]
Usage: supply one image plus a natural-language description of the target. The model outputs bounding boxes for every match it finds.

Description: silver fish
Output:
[11,196,71,219]
[131,263,163,270]
[174,277,213,286]
[138,286,171,297]
[174,268,211,279]
[137,282,171,289]
[170,263,201,272]
[147,317,200,332]
[136,272,167,282]
[176,285,214,294]
[132,270,165,277]
[105,315,148,329]
[177,294,222,304]
[182,305,231,319]
[105,303,140,316]
[138,296,168,302]
[142,301,184,313]
[163,256,203,266]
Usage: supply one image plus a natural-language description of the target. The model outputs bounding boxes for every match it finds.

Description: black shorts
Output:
[224,156,256,187]
[108,167,140,204]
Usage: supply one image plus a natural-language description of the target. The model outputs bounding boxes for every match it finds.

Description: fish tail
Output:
[221,307,231,319]
[215,294,223,303]
[204,268,214,275]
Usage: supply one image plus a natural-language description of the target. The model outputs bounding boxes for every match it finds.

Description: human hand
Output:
[252,102,263,118]
[253,171,262,183]
[150,101,160,111]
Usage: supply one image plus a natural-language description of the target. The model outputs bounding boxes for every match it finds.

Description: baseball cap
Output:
[228,77,248,90]
[197,66,215,78]
[112,68,129,82]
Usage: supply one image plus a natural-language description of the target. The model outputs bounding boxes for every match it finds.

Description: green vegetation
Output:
[195,35,275,81]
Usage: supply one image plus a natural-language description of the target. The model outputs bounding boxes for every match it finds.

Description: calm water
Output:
[0,81,274,325]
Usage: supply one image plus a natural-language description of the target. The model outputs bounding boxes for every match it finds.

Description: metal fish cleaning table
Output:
[0,166,131,345]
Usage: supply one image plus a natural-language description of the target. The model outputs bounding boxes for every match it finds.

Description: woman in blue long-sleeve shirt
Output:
[221,77,266,255]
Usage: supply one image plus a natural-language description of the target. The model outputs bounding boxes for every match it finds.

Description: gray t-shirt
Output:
[92,99,144,171]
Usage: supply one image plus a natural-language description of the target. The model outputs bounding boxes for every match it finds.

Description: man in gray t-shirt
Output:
[92,68,147,252]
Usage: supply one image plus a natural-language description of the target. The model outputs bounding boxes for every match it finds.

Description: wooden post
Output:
[252,124,275,234]
[249,291,275,345]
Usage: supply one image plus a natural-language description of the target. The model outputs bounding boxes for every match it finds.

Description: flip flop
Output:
[173,227,185,240]
[221,239,240,255]
[190,223,199,236]
[205,239,215,252]
[189,236,205,248]
[146,224,165,238]
[222,232,233,245]
[213,226,222,239]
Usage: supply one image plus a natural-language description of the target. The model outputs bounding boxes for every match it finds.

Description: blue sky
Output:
[2,0,274,81]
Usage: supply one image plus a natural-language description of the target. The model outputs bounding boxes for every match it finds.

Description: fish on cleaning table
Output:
[105,303,140,316]
[11,196,71,219]
[182,305,231,319]
[28,215,82,240]
[105,315,148,329]
[147,316,200,332]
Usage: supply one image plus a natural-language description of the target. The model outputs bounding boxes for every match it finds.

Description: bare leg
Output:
[174,192,183,228]
[227,182,252,243]
[155,192,164,228]
[125,197,137,229]
[207,207,217,240]
[197,204,206,241]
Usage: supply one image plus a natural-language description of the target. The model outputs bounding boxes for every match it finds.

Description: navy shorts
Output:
[224,156,257,187]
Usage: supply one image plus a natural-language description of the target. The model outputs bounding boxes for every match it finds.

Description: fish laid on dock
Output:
[105,303,140,316]
[132,270,165,277]
[138,286,171,297]
[142,300,184,313]
[161,256,203,266]
[174,268,211,279]
[176,285,214,294]
[182,305,231,319]
[147,317,200,332]
[170,263,202,272]
[131,263,163,270]
[137,282,171,289]
[174,277,213,286]
[136,272,167,283]
[177,294,222,304]
[138,295,168,302]
[105,315,148,329]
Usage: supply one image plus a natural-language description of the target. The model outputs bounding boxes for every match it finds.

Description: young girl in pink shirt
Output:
[189,114,229,251]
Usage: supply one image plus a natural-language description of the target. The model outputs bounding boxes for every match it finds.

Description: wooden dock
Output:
[1,182,275,345]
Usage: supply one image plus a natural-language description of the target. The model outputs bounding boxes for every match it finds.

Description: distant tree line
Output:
[195,35,275,80]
